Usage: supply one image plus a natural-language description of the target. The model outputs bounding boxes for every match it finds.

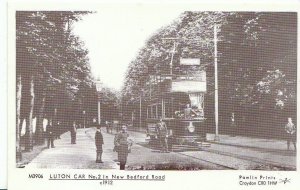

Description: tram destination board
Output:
[171,80,207,92]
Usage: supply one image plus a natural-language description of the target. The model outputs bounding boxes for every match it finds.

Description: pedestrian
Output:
[157,118,169,153]
[46,121,55,148]
[114,125,132,170]
[230,113,237,136]
[54,121,61,139]
[95,125,104,163]
[285,117,296,150]
[106,121,109,133]
[71,121,77,144]
[106,121,112,134]
[109,122,113,134]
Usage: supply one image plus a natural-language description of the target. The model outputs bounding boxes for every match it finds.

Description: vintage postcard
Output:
[6,1,300,190]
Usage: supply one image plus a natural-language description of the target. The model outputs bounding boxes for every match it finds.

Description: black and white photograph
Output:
[14,8,297,172]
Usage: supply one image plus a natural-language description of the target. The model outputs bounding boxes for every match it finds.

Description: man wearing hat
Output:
[114,125,132,170]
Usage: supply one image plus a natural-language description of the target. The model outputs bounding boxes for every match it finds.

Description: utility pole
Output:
[120,98,123,122]
[83,110,86,128]
[98,99,101,125]
[139,92,142,128]
[54,108,57,127]
[214,24,219,141]
[95,78,102,126]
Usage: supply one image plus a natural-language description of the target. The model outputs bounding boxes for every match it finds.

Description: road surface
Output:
[25,127,296,170]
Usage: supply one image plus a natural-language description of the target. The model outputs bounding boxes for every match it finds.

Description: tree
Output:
[16,11,92,152]
[121,12,296,137]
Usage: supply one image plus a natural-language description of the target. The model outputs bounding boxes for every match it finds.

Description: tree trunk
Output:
[35,96,45,145]
[16,75,22,160]
[25,76,35,151]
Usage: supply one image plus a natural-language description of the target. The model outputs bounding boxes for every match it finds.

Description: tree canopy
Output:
[16,11,96,150]
[121,12,297,137]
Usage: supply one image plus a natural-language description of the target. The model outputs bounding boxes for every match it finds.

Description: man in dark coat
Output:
[71,122,77,144]
[114,125,131,170]
[285,117,296,150]
[95,125,104,163]
[54,121,61,139]
[46,121,55,148]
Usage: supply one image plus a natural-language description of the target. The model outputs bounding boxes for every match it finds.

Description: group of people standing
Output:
[94,119,171,169]
[103,119,170,155]
[45,119,132,170]
[94,124,133,170]
[45,116,296,170]
[46,121,78,148]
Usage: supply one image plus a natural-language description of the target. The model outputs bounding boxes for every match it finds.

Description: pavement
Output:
[206,133,294,152]
[25,128,224,170]
[25,128,118,169]
[25,127,296,170]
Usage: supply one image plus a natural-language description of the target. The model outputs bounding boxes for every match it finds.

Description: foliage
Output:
[121,12,297,135]
[16,11,97,151]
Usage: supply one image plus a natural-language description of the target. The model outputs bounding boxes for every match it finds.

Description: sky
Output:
[73,6,184,91]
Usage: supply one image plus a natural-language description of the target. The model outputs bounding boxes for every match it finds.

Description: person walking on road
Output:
[95,125,104,163]
[114,125,132,170]
[285,117,296,151]
[157,118,169,153]
[71,121,77,144]
[46,121,55,148]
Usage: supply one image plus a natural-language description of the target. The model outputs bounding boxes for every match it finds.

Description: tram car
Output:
[144,58,210,151]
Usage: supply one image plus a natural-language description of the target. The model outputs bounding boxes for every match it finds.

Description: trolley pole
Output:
[161,37,179,76]
[214,24,220,141]
[170,41,176,75]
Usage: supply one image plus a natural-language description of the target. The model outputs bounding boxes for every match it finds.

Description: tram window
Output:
[165,103,173,118]
[157,104,162,118]
[152,105,155,118]
[148,106,152,118]
[146,107,149,118]
[151,106,154,118]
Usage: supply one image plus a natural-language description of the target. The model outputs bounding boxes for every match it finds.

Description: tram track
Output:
[142,142,286,170]
[175,151,237,170]
[176,147,295,170]
[135,130,295,170]
[203,148,295,170]
[98,128,295,170]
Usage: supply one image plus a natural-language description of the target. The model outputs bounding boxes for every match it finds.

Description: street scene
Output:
[16,11,297,170]
[25,127,295,170]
